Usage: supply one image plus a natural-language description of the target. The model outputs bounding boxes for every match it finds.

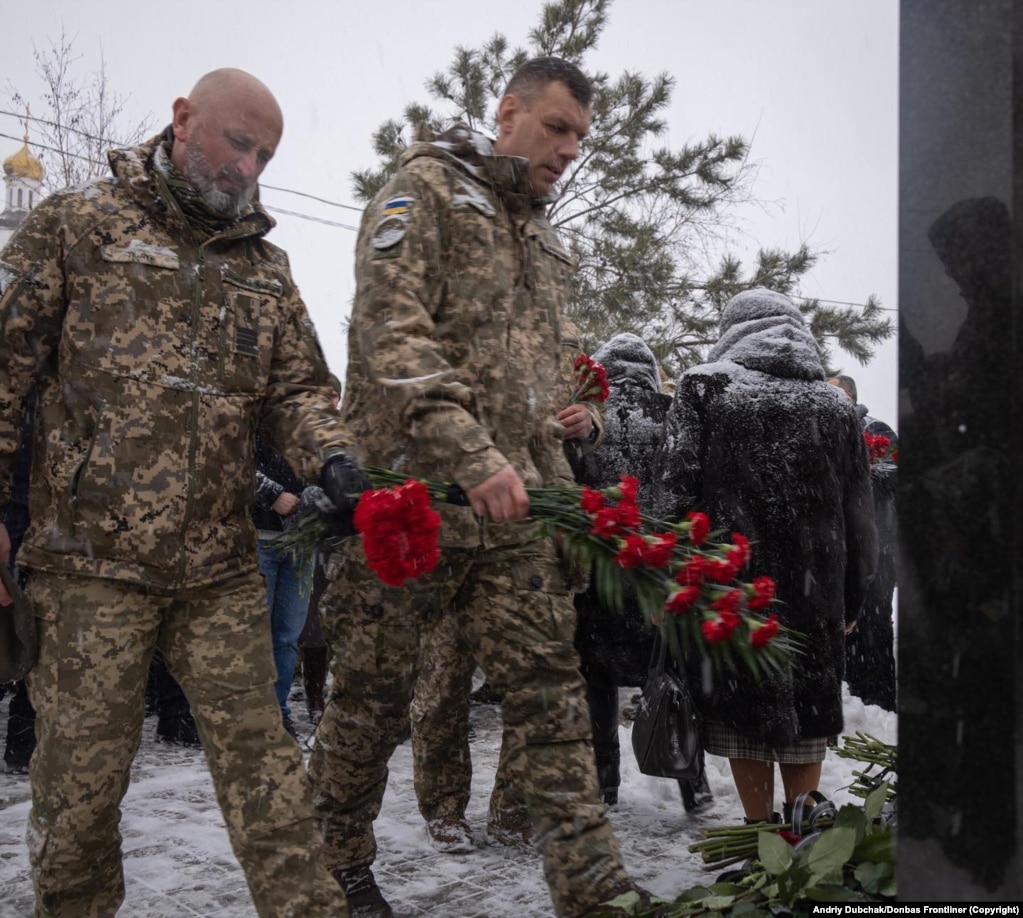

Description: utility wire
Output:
[3,113,895,309]
[2,111,365,214]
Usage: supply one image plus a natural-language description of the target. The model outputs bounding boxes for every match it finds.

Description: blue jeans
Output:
[257,539,313,718]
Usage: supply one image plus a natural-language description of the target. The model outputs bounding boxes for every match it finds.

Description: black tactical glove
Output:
[317,453,372,539]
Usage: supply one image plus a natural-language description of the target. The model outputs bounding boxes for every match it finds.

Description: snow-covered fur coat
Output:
[650,289,877,745]
[571,333,670,686]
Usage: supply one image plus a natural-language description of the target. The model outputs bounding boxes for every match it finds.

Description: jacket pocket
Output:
[218,270,279,390]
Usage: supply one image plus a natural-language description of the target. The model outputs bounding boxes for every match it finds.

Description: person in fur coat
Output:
[650,288,876,823]
[571,332,713,814]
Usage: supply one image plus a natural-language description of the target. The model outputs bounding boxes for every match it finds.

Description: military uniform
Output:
[0,130,350,916]
[309,125,628,918]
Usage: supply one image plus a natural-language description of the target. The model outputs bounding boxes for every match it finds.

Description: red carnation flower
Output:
[644,532,677,568]
[685,511,710,546]
[614,497,641,530]
[712,589,743,617]
[580,486,605,514]
[706,554,742,584]
[354,480,442,587]
[702,606,741,643]
[730,533,751,567]
[617,475,640,503]
[676,557,707,587]
[751,614,780,649]
[667,585,701,615]
[571,355,610,404]
[614,534,649,569]
[747,576,776,611]
[590,506,624,538]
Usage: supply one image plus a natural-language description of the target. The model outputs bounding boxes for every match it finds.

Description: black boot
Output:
[332,867,393,918]
[586,676,621,806]
[597,759,621,807]
[4,680,36,773]
[679,748,714,814]
[679,769,714,815]
[157,709,201,747]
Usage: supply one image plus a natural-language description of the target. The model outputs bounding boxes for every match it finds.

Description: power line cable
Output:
[2,111,366,214]
[2,113,896,308]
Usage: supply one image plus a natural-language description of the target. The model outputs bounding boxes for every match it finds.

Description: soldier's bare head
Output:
[170,69,283,218]
[827,375,857,403]
[495,57,592,197]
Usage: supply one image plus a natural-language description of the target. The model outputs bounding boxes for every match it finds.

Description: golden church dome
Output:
[3,138,44,182]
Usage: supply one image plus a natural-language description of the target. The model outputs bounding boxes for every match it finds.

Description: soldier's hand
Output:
[272,492,301,516]
[466,466,529,523]
[557,403,593,441]
[318,453,372,539]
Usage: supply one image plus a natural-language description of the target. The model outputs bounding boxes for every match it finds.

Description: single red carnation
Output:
[711,589,743,617]
[614,497,641,530]
[706,554,741,584]
[730,533,751,567]
[614,534,649,569]
[747,576,776,610]
[667,585,701,614]
[676,557,706,587]
[644,532,677,568]
[615,475,640,503]
[751,614,780,649]
[580,486,605,514]
[590,506,624,537]
[686,511,710,546]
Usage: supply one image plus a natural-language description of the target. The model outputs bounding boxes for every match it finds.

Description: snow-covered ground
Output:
[0,676,896,917]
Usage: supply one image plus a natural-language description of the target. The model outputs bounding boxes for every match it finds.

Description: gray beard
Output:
[184,145,254,219]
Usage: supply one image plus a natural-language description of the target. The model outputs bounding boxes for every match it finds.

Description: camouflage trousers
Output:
[24,570,348,918]
[409,609,529,831]
[309,540,629,918]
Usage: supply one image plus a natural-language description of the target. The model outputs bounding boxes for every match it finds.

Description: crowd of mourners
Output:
[0,57,894,918]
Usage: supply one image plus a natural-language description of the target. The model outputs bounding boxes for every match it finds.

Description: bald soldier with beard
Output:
[0,69,364,916]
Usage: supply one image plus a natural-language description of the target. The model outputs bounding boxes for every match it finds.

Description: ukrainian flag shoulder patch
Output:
[382,196,414,218]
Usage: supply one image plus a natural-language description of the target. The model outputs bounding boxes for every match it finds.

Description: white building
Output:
[0,131,44,249]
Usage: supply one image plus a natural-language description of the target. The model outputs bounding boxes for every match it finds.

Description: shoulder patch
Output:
[382,196,414,218]
[371,193,415,252]
[372,217,408,251]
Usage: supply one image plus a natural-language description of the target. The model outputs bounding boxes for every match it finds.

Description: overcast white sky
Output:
[2,0,899,424]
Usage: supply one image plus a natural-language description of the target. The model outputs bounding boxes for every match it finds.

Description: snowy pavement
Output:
[0,685,897,917]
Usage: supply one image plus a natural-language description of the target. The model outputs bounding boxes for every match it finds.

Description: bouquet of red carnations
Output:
[277,468,800,677]
[864,431,898,466]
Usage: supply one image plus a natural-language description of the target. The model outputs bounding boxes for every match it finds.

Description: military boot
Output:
[333,867,393,918]
[574,883,666,917]
[679,768,714,815]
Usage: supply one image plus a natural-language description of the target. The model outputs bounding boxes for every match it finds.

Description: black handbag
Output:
[631,632,702,780]
[0,563,38,683]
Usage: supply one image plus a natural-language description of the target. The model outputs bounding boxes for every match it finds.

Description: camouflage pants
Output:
[410,607,529,830]
[24,571,348,918]
[309,540,629,918]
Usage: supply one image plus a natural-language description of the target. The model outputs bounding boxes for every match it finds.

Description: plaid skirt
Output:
[702,720,829,765]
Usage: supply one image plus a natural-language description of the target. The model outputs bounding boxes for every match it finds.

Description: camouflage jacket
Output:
[343,124,599,548]
[0,130,351,589]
